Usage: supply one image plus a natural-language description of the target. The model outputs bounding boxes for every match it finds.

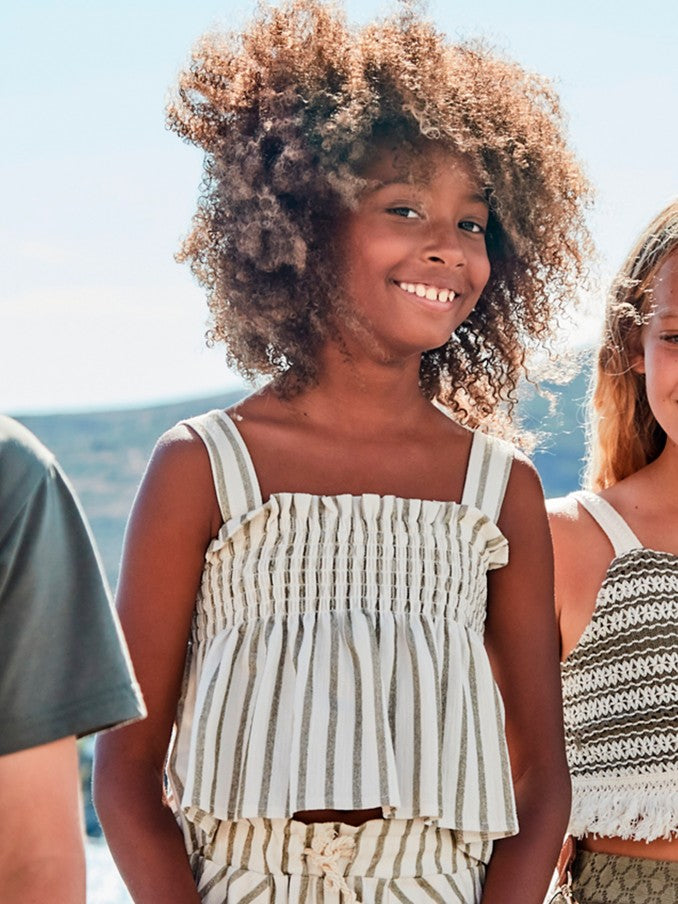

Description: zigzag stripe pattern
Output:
[564,651,677,696]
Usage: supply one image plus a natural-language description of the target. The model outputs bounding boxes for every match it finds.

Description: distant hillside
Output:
[18,391,245,586]
[17,374,590,589]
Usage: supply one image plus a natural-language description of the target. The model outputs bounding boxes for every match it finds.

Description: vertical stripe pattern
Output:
[193,817,486,904]
[169,411,517,842]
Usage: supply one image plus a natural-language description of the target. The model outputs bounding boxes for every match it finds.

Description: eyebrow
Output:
[469,191,490,206]
[368,178,416,190]
[656,307,678,320]
[370,180,489,206]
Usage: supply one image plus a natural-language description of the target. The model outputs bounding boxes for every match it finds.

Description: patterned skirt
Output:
[190,817,487,903]
[571,850,678,904]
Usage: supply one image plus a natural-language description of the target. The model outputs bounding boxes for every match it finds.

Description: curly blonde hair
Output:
[167,0,592,431]
[585,200,678,490]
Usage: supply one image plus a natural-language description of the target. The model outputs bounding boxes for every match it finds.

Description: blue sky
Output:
[2,0,676,413]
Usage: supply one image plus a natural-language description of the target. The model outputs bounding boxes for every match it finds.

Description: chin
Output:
[425,333,454,352]
[418,331,454,355]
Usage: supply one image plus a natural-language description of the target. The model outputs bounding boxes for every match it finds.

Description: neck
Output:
[647,438,678,486]
[624,439,678,520]
[287,339,436,435]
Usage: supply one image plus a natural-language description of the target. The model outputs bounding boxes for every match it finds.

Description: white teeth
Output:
[397,281,457,304]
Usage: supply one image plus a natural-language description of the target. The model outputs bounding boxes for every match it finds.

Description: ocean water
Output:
[86,841,132,904]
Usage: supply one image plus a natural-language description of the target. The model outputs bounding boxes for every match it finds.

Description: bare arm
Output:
[480,459,569,904]
[0,736,84,904]
[93,427,220,904]
[547,496,612,661]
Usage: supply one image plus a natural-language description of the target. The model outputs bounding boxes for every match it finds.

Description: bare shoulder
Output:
[507,446,541,486]
[545,491,616,651]
[500,450,546,525]
[546,493,602,558]
[149,422,212,483]
[546,493,580,519]
[137,421,220,540]
[155,420,208,454]
[546,493,582,536]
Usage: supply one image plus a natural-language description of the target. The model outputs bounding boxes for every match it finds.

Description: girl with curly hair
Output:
[94,2,591,902]
[548,200,678,902]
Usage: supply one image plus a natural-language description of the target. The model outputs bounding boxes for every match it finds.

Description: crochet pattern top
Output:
[562,491,678,841]
[167,409,518,843]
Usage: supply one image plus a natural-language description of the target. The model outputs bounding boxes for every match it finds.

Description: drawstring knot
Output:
[304,825,360,903]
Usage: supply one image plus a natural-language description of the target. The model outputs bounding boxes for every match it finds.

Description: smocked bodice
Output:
[194,491,508,642]
[168,409,518,843]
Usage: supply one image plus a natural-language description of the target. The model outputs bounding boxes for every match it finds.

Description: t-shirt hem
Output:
[0,682,146,756]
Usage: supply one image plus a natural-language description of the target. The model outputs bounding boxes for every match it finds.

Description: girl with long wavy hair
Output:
[549,200,678,903]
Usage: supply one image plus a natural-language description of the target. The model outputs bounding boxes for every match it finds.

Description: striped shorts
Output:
[190,817,486,903]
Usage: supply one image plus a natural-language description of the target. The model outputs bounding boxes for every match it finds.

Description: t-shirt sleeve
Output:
[0,454,146,755]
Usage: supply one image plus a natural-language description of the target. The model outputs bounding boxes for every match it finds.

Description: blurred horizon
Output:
[2,0,676,415]
[7,383,245,419]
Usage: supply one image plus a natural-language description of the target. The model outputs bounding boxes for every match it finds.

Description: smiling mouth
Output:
[395,281,458,304]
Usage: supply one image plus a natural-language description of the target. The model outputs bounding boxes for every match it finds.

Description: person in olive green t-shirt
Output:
[0,415,145,904]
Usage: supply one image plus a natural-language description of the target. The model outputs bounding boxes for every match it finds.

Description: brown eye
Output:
[388,207,420,219]
[460,220,486,234]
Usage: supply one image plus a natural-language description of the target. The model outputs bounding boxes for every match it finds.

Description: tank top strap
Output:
[181,409,262,524]
[571,490,642,556]
[461,430,514,524]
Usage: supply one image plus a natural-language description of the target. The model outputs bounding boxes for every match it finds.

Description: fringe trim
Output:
[569,775,678,841]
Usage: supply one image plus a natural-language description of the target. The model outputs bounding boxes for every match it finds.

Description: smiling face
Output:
[632,250,678,445]
[336,141,491,361]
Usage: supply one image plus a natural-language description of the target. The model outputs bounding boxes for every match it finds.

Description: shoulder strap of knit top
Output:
[181,409,263,524]
[461,430,514,524]
[571,489,642,557]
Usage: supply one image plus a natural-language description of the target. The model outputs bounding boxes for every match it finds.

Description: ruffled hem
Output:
[182,806,517,845]
[174,610,517,841]
[570,773,678,841]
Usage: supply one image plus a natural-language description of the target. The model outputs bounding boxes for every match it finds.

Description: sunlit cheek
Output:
[481,267,491,292]
[475,265,491,299]
[474,248,491,285]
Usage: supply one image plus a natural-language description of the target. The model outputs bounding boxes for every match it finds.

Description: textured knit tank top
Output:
[562,490,678,841]
[168,409,519,842]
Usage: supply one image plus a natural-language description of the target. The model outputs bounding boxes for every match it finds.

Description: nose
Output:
[423,223,466,268]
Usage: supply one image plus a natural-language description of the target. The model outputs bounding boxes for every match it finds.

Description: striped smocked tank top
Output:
[561,491,678,841]
[167,409,519,843]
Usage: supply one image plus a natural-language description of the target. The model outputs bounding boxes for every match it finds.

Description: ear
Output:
[629,349,645,374]
[628,329,646,374]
